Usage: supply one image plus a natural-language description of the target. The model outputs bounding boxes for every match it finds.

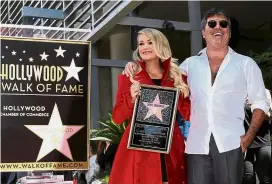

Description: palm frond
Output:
[97,120,120,134]
[90,137,111,141]
[90,113,129,144]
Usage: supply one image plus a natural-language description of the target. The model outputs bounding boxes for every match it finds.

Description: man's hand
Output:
[240,108,265,152]
[130,82,141,103]
[122,62,137,77]
[240,134,254,153]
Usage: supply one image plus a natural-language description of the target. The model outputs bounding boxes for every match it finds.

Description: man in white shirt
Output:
[180,8,268,184]
[122,8,269,184]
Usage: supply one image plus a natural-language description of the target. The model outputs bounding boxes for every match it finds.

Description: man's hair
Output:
[200,8,231,30]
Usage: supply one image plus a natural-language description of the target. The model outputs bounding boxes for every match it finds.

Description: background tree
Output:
[248,45,272,89]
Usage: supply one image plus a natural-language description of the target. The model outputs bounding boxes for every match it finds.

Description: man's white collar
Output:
[197,47,234,56]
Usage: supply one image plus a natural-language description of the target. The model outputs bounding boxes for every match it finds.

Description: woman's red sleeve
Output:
[112,75,134,124]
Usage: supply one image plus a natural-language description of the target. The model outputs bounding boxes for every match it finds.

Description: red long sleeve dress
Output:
[109,58,190,184]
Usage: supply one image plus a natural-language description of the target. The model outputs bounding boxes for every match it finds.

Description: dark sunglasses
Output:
[207,20,229,29]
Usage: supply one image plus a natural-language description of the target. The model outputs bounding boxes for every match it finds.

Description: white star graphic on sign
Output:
[54,46,66,57]
[19,58,22,61]
[11,51,16,55]
[1,56,4,59]
[23,50,26,53]
[40,52,49,61]
[5,46,8,49]
[76,52,80,57]
[143,94,169,122]
[29,57,34,62]
[24,103,84,161]
[61,59,84,82]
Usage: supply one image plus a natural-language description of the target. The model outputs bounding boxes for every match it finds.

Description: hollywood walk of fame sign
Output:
[127,84,179,154]
[0,37,90,171]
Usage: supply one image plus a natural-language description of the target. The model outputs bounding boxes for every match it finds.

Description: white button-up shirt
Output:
[180,47,269,154]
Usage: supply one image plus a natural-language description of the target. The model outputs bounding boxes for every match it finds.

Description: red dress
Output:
[109,58,190,184]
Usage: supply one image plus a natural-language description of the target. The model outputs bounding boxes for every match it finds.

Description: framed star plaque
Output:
[0,37,90,171]
[127,84,179,154]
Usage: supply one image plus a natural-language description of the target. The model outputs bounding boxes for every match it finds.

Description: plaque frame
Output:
[127,84,180,154]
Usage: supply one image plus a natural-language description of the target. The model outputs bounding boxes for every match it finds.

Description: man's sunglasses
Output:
[207,20,229,29]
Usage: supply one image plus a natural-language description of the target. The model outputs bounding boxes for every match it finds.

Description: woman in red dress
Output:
[109,28,190,184]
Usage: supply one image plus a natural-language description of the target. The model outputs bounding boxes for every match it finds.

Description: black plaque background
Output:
[0,38,89,166]
[128,85,178,153]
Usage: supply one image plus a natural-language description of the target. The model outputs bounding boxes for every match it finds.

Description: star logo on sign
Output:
[40,51,49,61]
[29,57,34,62]
[76,52,80,57]
[61,59,84,82]
[11,51,16,55]
[54,46,66,57]
[143,94,169,122]
[2,56,4,59]
[24,103,84,161]
[23,50,26,54]
[5,46,8,49]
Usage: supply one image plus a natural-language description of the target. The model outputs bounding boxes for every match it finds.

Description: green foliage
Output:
[90,113,129,144]
[248,47,272,89]
[100,175,110,183]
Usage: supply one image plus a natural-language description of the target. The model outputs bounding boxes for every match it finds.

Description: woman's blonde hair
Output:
[132,28,189,97]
